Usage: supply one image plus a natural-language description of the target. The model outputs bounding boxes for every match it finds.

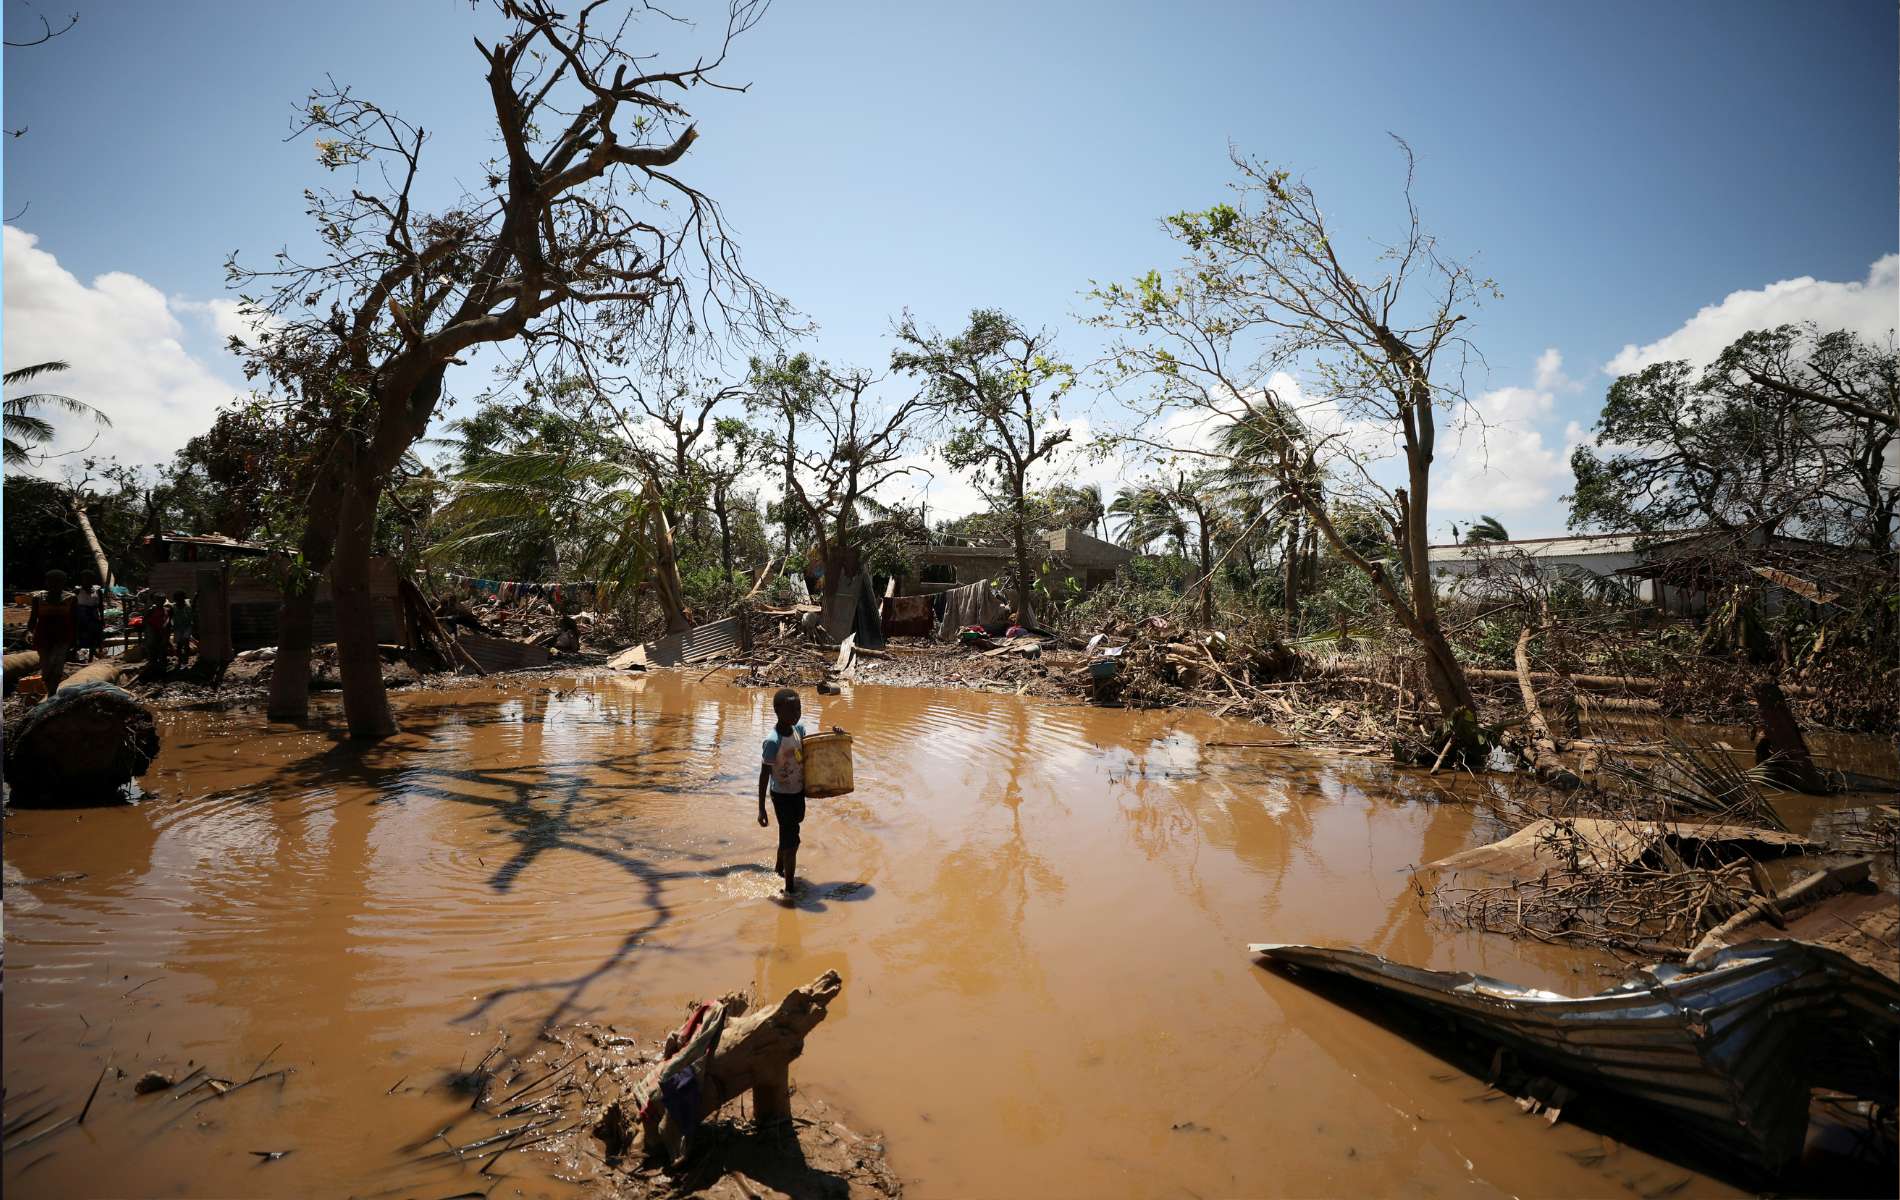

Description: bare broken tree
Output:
[232,0,786,737]
[1093,142,1490,722]
[747,358,931,602]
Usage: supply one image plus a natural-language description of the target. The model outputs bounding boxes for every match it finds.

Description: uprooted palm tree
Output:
[3,360,111,465]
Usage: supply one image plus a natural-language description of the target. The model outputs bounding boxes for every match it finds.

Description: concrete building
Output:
[900,527,1135,593]
[1428,531,1669,605]
[1428,528,1870,617]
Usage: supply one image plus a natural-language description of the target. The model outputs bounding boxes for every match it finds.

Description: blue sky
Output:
[5,0,1895,537]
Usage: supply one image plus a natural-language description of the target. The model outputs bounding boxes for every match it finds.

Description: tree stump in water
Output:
[1753,678,1831,794]
[631,970,844,1164]
[4,676,160,805]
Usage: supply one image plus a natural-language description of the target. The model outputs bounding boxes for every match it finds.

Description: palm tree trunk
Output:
[69,494,114,589]
[1198,521,1215,629]
[1011,468,1034,623]
[1282,514,1300,628]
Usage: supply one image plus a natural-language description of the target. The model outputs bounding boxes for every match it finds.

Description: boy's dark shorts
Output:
[770,791,806,851]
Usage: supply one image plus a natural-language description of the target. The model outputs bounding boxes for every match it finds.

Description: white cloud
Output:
[1434,385,1566,517]
[1605,254,1900,376]
[3,227,244,471]
[1533,347,1581,393]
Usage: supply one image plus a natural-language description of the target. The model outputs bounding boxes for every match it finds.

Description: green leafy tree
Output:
[748,356,932,601]
[893,309,1074,621]
[1567,325,1896,551]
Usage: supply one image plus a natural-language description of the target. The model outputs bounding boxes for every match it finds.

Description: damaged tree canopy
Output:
[1250,939,1900,1177]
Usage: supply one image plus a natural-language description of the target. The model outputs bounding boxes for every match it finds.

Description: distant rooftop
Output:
[1427,530,1697,560]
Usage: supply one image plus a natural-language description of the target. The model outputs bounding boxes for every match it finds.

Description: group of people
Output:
[24,568,195,691]
[134,586,195,672]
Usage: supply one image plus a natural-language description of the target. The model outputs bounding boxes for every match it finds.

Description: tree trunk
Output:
[1512,624,1582,788]
[267,454,349,721]
[1282,514,1300,629]
[714,487,734,585]
[781,416,797,562]
[632,971,843,1162]
[1011,471,1034,624]
[4,650,42,691]
[69,494,114,589]
[641,480,691,634]
[1396,372,1477,718]
[1198,521,1215,628]
[332,474,397,740]
[1538,595,1582,739]
[1753,678,1830,794]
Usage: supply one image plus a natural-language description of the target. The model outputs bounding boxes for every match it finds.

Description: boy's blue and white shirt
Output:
[762,722,809,794]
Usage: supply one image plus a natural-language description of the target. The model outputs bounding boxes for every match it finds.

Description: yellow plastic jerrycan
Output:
[800,731,854,798]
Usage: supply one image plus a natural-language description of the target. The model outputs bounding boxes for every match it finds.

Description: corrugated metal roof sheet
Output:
[1249,939,1900,1173]
[640,611,774,667]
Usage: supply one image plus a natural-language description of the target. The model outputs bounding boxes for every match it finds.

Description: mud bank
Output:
[1,672,1875,1197]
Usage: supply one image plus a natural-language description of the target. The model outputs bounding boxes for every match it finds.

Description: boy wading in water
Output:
[757,688,844,896]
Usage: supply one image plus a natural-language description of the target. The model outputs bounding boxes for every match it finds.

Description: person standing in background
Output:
[26,569,77,691]
[73,569,104,662]
[171,590,195,666]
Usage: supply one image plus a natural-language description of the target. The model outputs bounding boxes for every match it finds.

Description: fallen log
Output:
[57,658,136,690]
[1511,625,1583,789]
[1465,666,1659,694]
[631,970,843,1164]
[1317,659,1661,695]
[1577,693,1662,713]
[4,649,40,691]
[4,676,160,805]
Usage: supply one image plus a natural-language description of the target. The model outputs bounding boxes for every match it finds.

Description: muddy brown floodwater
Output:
[10,672,1872,1198]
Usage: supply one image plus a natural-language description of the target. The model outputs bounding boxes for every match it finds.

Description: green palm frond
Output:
[2,361,111,464]
[1463,514,1510,544]
[429,446,657,593]
[2,360,71,387]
